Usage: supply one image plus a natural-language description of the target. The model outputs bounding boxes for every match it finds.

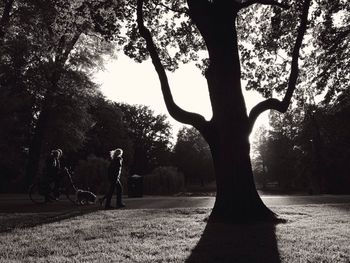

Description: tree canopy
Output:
[117,103,173,175]
[174,126,214,186]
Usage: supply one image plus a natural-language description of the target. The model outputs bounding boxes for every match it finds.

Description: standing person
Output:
[43,149,62,201]
[104,148,125,209]
[53,149,63,198]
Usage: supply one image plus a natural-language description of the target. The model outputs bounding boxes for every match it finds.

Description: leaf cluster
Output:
[123,0,206,71]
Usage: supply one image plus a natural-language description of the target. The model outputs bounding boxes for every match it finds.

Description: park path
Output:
[1,194,350,213]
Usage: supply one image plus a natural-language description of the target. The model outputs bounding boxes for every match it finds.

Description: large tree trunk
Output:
[204,61,275,222]
[207,127,276,222]
[25,93,53,186]
[198,6,275,222]
[25,68,61,186]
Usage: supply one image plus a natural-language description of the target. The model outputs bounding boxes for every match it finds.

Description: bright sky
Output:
[94,53,268,140]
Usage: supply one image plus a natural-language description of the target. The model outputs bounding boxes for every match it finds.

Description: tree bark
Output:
[208,132,276,222]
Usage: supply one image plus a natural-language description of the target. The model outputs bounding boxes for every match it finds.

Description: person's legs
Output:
[116,179,125,208]
[53,176,60,199]
[99,195,106,206]
[105,181,115,209]
[42,177,53,202]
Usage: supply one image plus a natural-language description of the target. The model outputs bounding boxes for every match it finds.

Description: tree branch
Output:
[0,0,15,41]
[136,0,208,130]
[61,31,82,64]
[328,27,350,53]
[151,0,189,15]
[239,0,289,9]
[248,0,311,134]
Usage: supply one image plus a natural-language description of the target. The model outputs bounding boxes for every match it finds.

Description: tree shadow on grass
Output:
[186,220,281,263]
[0,205,100,234]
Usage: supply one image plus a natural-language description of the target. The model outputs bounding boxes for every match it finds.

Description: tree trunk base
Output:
[208,200,286,224]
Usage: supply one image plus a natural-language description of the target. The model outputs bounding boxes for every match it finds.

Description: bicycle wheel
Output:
[29,183,47,204]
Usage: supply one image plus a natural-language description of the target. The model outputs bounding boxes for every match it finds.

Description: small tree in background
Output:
[78,97,133,168]
[74,155,109,194]
[143,166,184,195]
[20,0,128,185]
[117,103,173,175]
[174,127,214,187]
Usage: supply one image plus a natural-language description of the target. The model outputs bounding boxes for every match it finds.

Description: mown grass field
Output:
[0,204,349,262]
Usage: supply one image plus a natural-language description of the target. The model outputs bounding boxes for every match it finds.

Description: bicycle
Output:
[29,167,78,204]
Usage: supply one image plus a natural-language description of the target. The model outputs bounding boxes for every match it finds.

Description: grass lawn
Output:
[0,204,349,262]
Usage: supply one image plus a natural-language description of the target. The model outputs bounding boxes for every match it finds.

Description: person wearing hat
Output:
[104,148,125,209]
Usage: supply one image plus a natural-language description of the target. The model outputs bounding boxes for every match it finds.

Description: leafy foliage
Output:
[174,127,214,186]
[252,93,350,194]
[143,166,185,195]
[117,103,173,174]
[123,0,206,71]
[74,155,109,194]
[0,0,131,189]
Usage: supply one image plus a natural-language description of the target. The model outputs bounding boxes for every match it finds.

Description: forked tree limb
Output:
[248,0,311,134]
[136,0,208,131]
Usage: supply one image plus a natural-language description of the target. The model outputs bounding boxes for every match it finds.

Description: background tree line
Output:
[252,89,350,194]
[248,0,350,196]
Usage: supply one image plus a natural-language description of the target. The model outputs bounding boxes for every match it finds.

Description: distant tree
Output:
[310,0,350,104]
[0,0,131,187]
[77,97,133,173]
[251,126,269,189]
[143,166,185,195]
[174,127,214,186]
[252,117,301,192]
[19,0,128,185]
[322,91,350,193]
[254,94,350,195]
[0,66,100,190]
[297,96,350,194]
[243,0,349,194]
[74,155,110,194]
[0,87,31,192]
[41,71,98,154]
[117,103,173,175]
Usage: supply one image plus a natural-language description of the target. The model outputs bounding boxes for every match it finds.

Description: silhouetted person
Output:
[104,148,125,209]
[43,149,62,201]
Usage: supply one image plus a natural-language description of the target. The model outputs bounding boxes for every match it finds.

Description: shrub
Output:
[143,166,184,195]
[73,155,109,194]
